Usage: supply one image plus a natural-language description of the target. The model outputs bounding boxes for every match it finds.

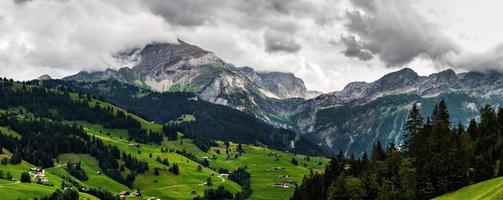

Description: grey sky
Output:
[1,0,503,92]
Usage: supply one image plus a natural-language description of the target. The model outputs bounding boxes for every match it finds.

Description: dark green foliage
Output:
[229,167,253,199]
[42,79,329,156]
[86,188,120,200]
[236,144,244,154]
[403,103,423,154]
[128,128,163,144]
[0,81,141,130]
[202,159,210,168]
[154,167,160,176]
[228,167,251,186]
[66,161,88,181]
[121,152,149,173]
[192,137,218,152]
[193,186,233,200]
[291,158,299,166]
[162,125,179,141]
[292,100,503,200]
[170,163,180,175]
[41,189,79,200]
[6,171,12,181]
[20,172,31,183]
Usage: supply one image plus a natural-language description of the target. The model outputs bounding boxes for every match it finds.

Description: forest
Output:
[0,79,151,188]
[291,100,503,200]
[38,79,331,156]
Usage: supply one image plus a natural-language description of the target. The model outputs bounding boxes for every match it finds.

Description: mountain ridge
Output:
[62,40,503,156]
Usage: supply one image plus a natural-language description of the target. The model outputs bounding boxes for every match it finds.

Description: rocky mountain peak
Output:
[133,40,221,74]
[257,71,312,99]
[425,69,459,85]
[36,74,52,80]
[377,68,419,85]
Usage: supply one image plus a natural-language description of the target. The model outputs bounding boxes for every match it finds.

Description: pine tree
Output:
[371,141,385,161]
[20,172,31,183]
[404,103,423,154]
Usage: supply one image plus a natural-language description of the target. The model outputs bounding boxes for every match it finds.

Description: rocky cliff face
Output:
[64,40,316,126]
[36,74,52,80]
[64,40,503,156]
[291,68,503,155]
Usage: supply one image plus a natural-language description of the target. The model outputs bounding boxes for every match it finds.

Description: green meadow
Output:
[76,121,328,200]
[435,176,503,200]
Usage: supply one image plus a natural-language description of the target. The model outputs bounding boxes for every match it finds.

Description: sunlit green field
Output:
[80,121,328,200]
[435,176,503,200]
[79,122,241,200]
[0,149,98,200]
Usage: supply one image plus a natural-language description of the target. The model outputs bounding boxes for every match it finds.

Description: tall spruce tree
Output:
[404,103,423,154]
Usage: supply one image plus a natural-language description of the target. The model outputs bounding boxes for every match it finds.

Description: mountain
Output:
[0,78,329,200]
[36,74,52,80]
[63,40,503,156]
[64,40,317,122]
[41,79,332,156]
[292,68,503,155]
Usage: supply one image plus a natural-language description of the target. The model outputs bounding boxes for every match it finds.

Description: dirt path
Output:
[0,181,20,187]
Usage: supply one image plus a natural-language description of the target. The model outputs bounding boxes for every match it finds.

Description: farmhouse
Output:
[29,167,48,183]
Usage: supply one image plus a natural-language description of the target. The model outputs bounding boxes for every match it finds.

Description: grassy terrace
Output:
[78,121,329,200]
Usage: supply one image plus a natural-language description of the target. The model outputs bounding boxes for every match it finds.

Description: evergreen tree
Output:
[20,172,31,183]
[404,103,423,154]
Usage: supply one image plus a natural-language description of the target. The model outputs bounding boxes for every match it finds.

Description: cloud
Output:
[444,44,503,71]
[342,0,459,67]
[340,35,372,60]
[143,0,215,27]
[13,0,31,4]
[264,30,301,53]
[6,0,502,92]
[0,0,175,79]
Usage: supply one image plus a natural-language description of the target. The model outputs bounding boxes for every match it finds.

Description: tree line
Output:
[291,100,503,200]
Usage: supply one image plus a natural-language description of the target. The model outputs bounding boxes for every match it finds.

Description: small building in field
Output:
[128,143,140,148]
[278,174,289,179]
[119,191,130,198]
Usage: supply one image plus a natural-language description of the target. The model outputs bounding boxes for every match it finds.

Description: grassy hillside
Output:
[79,121,328,200]
[44,79,331,156]
[0,149,98,200]
[435,176,503,200]
[0,79,329,199]
[53,154,129,193]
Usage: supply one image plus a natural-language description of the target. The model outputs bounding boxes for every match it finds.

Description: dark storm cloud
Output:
[343,0,459,67]
[144,0,316,30]
[144,0,214,26]
[13,0,32,4]
[340,35,372,61]
[143,0,318,55]
[264,31,301,53]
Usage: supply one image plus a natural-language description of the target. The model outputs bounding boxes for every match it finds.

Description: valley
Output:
[0,79,328,199]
